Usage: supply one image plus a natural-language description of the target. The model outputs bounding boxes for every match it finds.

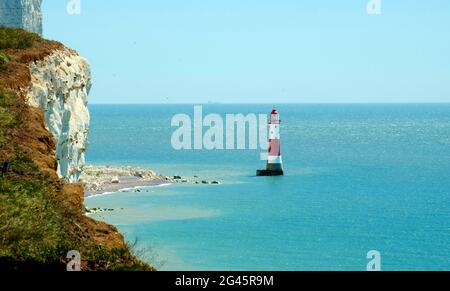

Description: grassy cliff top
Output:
[0,28,153,271]
[0,27,63,91]
[0,27,42,50]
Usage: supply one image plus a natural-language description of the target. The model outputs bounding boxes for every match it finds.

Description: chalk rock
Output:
[26,48,92,183]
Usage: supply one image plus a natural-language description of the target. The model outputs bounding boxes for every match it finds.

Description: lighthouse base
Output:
[256,169,284,176]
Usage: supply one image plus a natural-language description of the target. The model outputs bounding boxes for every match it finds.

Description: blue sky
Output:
[43,1,450,104]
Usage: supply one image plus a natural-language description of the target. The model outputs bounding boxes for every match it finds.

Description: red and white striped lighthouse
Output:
[257,108,284,176]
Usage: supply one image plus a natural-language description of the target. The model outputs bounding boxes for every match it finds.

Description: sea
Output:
[85,104,450,271]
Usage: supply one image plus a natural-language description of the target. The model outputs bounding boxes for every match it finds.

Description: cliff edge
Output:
[27,46,91,182]
[0,28,152,271]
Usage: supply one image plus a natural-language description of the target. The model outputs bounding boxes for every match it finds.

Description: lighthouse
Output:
[257,108,284,176]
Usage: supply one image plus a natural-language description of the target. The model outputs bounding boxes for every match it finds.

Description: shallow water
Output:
[85,104,450,270]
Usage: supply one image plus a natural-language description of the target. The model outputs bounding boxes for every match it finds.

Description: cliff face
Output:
[0,1,85,182]
[0,27,151,271]
[0,0,43,36]
[26,48,91,182]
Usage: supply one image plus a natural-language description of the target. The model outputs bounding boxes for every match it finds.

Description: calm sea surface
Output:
[85,104,450,270]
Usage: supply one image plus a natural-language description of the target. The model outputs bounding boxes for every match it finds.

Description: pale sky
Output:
[43,1,450,104]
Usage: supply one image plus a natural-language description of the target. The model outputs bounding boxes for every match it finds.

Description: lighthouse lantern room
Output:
[257,108,284,176]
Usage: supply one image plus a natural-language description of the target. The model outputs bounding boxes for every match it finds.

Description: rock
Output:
[26,47,92,182]
[0,0,43,36]
[174,176,182,180]
[202,181,209,184]
[211,181,220,185]
[181,179,188,183]
[134,172,144,178]
[111,177,120,184]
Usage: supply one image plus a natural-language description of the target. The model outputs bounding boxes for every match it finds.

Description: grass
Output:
[0,90,21,146]
[0,52,8,67]
[0,158,151,269]
[0,28,153,270]
[0,156,66,264]
[0,90,153,270]
[0,90,67,266]
[0,27,41,50]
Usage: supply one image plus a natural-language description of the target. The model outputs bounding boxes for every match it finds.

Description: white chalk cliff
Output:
[0,0,43,36]
[26,48,92,182]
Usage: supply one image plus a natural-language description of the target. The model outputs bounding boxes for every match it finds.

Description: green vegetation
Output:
[83,241,160,271]
[0,156,66,264]
[0,155,150,270]
[0,90,152,270]
[0,28,153,269]
[1,90,65,265]
[0,27,41,50]
[0,91,20,146]
[0,27,41,70]
[0,155,153,270]
[0,52,9,67]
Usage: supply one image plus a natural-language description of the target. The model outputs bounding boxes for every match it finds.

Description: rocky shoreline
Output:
[81,165,220,197]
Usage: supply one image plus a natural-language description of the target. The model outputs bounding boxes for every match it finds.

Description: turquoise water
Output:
[85,104,450,270]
